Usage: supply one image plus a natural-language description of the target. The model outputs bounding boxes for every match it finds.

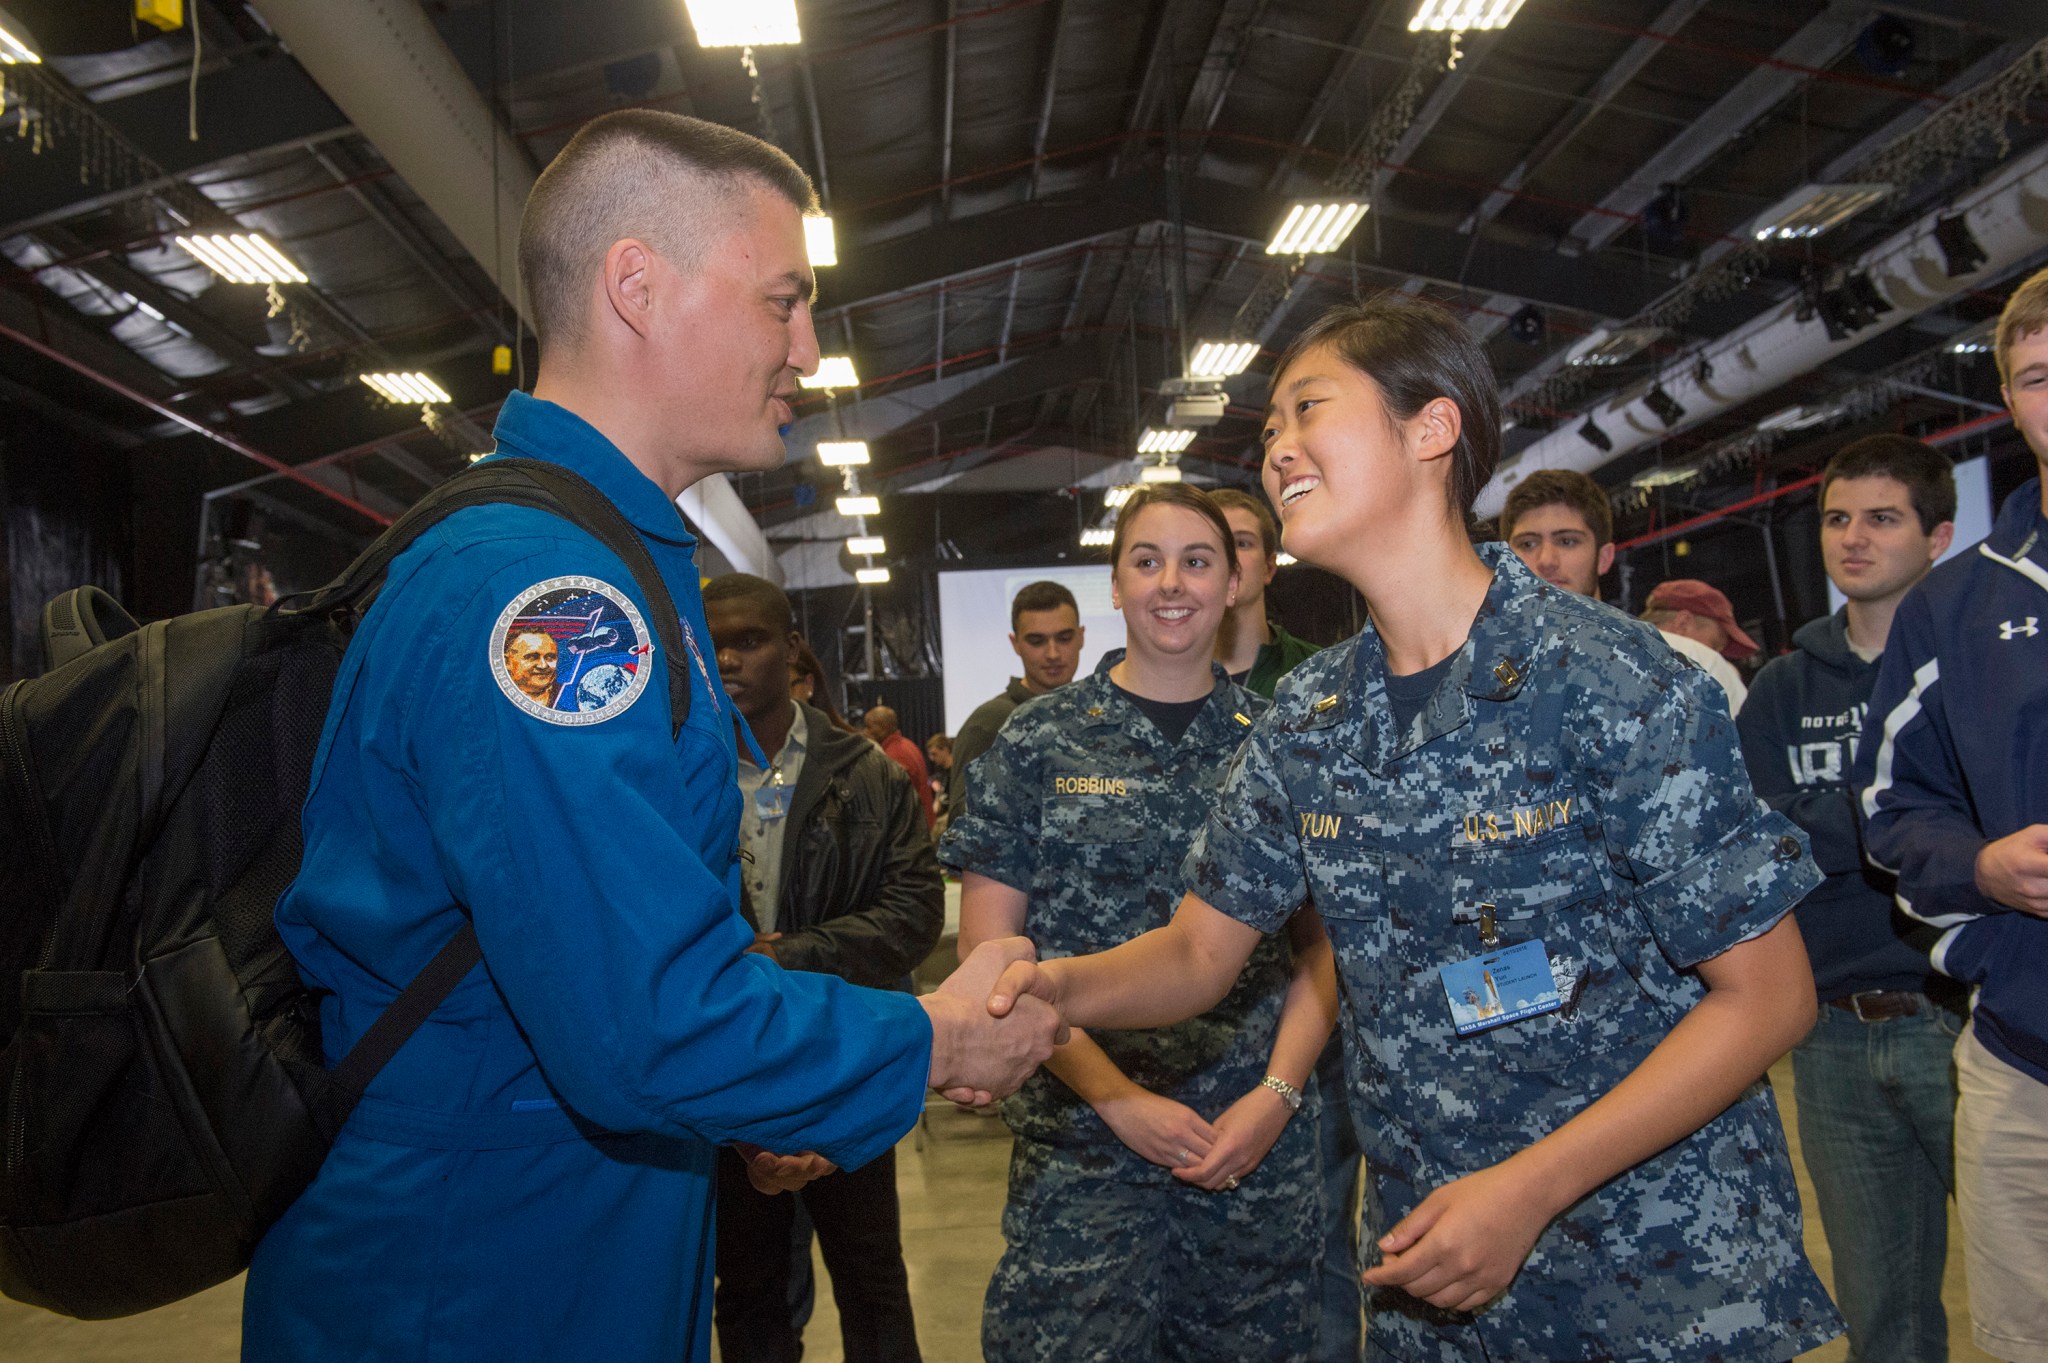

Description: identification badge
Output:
[754,780,793,822]
[1440,938,1563,1036]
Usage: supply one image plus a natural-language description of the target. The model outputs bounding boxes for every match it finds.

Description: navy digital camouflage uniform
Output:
[1186,545,1842,1363]
[940,651,1322,1363]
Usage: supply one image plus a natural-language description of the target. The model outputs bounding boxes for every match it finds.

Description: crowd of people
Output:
[252,106,2048,1363]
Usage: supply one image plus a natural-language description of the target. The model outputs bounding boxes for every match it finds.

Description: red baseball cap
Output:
[1644,579,1759,659]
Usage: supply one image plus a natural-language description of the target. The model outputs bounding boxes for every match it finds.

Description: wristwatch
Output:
[1259,1074,1303,1113]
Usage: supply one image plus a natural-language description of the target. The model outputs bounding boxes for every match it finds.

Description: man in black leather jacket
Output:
[704,573,943,1363]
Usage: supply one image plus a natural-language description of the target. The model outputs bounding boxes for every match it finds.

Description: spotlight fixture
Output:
[854,566,891,585]
[817,440,870,466]
[1691,356,1714,385]
[1408,0,1527,32]
[1932,213,1988,278]
[1814,269,1893,343]
[1642,184,1687,249]
[1750,184,1890,242]
[847,535,886,555]
[1138,464,1184,484]
[1580,418,1613,453]
[800,356,859,389]
[1104,485,1138,508]
[175,233,309,285]
[805,216,837,268]
[1188,340,1260,378]
[1506,305,1544,345]
[1643,383,1685,429]
[836,495,881,516]
[1856,15,1915,78]
[1947,338,1991,356]
[1080,527,1115,547]
[1137,427,1197,455]
[684,0,801,47]
[1266,201,1369,256]
[361,372,452,405]
[0,6,41,63]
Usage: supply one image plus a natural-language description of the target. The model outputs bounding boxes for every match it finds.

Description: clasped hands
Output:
[921,937,1070,1106]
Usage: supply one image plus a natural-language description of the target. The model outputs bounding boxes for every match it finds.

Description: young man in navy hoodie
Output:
[1738,436,1957,1363]
[1857,267,2048,1363]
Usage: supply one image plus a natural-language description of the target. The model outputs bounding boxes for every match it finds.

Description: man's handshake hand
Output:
[922,938,1067,1106]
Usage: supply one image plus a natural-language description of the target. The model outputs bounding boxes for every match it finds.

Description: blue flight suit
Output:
[940,654,1321,1363]
[1185,545,1842,1363]
[241,392,931,1363]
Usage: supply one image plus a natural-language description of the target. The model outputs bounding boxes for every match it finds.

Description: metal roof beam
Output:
[1461,0,1709,233]
[1564,2,1872,254]
[1025,0,1069,201]
[1265,4,1385,194]
[1178,0,1274,145]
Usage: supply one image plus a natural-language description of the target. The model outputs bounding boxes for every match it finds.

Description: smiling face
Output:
[650,180,820,481]
[1260,342,1459,569]
[1507,502,1615,598]
[1110,502,1239,664]
[1010,605,1084,693]
[2004,326,2048,475]
[1821,474,1951,606]
[504,631,559,701]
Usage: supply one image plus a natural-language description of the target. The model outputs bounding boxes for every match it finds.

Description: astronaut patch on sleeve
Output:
[490,576,653,725]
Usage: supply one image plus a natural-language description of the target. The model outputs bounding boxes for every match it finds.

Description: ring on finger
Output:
[1223,1174,1240,1190]
[1177,1148,1192,1164]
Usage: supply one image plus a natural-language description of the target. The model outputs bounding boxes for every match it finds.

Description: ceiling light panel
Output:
[176,233,308,284]
[1267,201,1369,256]
[836,495,880,516]
[800,356,859,389]
[805,216,837,268]
[1750,183,1891,242]
[1080,527,1115,547]
[1188,341,1259,378]
[854,566,891,585]
[1138,464,1184,484]
[685,0,801,47]
[1103,485,1137,508]
[817,440,870,466]
[1138,427,1196,454]
[360,372,451,404]
[847,535,886,555]
[1409,0,1528,31]
[0,9,40,63]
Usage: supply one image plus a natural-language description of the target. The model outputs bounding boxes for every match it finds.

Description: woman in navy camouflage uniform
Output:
[941,484,1338,1362]
[984,298,1844,1363]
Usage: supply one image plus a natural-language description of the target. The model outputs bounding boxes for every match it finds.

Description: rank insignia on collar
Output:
[1492,659,1522,689]
[1087,706,1106,718]
[490,575,652,726]
[1312,695,1339,713]
[1233,712,1252,726]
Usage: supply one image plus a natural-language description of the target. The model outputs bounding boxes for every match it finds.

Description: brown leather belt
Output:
[1828,990,1937,1022]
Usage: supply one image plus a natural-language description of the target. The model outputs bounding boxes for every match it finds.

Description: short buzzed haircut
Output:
[1995,265,2048,387]
[519,110,818,350]
[1010,581,1078,631]
[703,572,796,635]
[1209,487,1280,559]
[1501,468,1614,548]
[1822,435,1956,534]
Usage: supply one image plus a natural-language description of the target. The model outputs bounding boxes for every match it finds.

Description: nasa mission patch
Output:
[489,576,654,725]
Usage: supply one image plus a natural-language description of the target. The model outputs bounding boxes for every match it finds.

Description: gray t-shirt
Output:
[736,701,808,933]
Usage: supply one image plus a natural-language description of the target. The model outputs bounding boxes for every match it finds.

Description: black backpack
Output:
[0,457,692,1319]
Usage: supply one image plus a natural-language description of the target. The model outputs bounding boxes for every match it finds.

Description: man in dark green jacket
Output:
[1212,489,1320,699]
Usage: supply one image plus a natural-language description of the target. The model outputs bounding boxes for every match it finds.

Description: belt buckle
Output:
[1850,992,1880,1023]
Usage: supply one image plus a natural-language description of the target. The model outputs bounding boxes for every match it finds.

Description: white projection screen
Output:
[937,566,1127,733]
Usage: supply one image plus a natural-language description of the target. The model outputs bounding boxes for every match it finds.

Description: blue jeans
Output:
[1790,997,1962,1363]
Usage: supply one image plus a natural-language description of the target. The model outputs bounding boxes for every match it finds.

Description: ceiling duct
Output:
[1478,135,2048,518]
[245,0,780,581]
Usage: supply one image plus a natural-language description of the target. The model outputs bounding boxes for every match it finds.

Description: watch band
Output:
[1260,1074,1303,1112]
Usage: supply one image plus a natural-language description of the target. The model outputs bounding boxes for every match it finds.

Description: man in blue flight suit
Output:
[240,111,1060,1363]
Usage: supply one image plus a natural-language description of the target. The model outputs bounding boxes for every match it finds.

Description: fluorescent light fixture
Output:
[836,495,880,516]
[800,355,859,389]
[1080,527,1115,547]
[1630,467,1698,489]
[1275,552,1298,566]
[817,440,870,466]
[1750,183,1890,242]
[1565,327,1664,368]
[855,566,891,585]
[1266,201,1369,256]
[805,216,837,268]
[1138,427,1196,454]
[1138,464,1183,484]
[847,535,886,555]
[360,372,452,405]
[1409,0,1528,32]
[175,233,309,285]
[133,299,165,322]
[1188,340,1260,378]
[0,10,42,63]
[1948,337,1992,355]
[1103,484,1137,508]
[684,0,801,47]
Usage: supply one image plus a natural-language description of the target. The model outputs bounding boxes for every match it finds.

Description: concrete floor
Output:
[0,1061,1997,1362]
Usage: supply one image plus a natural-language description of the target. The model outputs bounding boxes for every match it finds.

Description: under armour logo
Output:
[2000,617,2040,640]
